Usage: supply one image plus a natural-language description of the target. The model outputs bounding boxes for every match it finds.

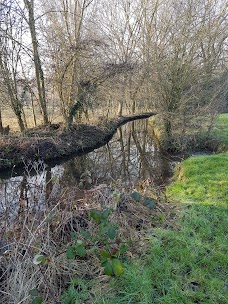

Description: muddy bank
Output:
[0,113,156,170]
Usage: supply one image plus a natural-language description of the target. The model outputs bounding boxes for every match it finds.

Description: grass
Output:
[211,113,228,151]
[167,152,228,206]
[96,113,228,303]
[1,171,168,304]
[98,204,228,304]
[2,106,64,132]
[1,113,228,303]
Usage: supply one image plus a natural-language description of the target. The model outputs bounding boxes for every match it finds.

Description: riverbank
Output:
[0,112,156,170]
[1,114,227,303]
[100,113,228,303]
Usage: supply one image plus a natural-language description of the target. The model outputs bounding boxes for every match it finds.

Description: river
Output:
[0,120,182,224]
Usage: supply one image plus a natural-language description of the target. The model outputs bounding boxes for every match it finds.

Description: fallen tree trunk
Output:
[0,112,156,170]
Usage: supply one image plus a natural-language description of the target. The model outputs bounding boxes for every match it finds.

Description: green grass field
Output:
[94,113,228,304]
[167,152,228,206]
[97,203,227,304]
[211,113,228,151]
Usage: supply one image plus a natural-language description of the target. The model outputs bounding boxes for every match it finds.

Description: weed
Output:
[67,208,129,276]
[96,114,228,303]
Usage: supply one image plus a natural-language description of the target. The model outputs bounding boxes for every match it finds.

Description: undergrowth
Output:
[100,203,228,304]
[1,113,228,303]
[97,113,228,303]
[149,113,227,153]
[0,169,169,303]
[211,113,228,151]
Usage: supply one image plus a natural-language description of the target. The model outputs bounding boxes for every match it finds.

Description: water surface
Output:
[0,120,181,223]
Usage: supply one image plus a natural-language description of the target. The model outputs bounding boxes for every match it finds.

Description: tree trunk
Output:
[30,92,37,127]
[117,100,123,116]
[163,118,172,146]
[16,111,26,132]
[22,107,28,129]
[67,114,74,129]
[0,52,25,132]
[0,107,3,134]
[24,0,48,125]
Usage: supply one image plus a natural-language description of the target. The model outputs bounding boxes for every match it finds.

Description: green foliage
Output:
[31,297,43,304]
[67,240,86,259]
[101,258,124,276]
[131,191,156,208]
[33,254,46,266]
[112,259,124,275]
[29,289,39,297]
[131,191,142,202]
[144,197,156,208]
[107,226,117,240]
[30,208,129,304]
[97,205,228,304]
[67,208,129,276]
[61,278,90,304]
[90,208,111,223]
[211,113,228,151]
[100,243,128,276]
[29,289,42,304]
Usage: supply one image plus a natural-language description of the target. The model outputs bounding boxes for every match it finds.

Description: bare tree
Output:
[1,0,226,138]
[97,0,146,115]
[0,0,26,132]
[138,0,227,144]
[23,0,49,124]
[41,0,100,128]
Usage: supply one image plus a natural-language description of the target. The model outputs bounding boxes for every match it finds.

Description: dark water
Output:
[0,120,181,222]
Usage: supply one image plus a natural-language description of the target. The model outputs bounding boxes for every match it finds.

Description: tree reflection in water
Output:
[0,119,180,221]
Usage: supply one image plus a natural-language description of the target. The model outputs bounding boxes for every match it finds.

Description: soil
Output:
[0,112,156,170]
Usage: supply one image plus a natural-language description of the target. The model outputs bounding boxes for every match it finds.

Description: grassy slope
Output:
[167,152,228,206]
[211,113,228,151]
[96,114,228,304]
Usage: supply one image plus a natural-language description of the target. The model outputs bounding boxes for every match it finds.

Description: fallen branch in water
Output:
[0,112,156,170]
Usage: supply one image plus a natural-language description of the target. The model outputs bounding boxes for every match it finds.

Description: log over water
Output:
[0,112,157,170]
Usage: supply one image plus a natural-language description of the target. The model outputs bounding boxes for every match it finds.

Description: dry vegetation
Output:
[0,0,227,139]
[0,177,178,303]
[0,113,155,170]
